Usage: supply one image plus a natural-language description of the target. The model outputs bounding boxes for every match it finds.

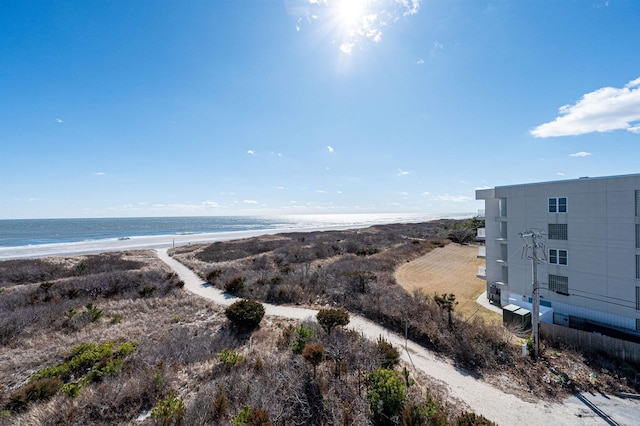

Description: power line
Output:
[520,229,546,359]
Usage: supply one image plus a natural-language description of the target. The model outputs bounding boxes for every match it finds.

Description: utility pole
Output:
[520,230,546,359]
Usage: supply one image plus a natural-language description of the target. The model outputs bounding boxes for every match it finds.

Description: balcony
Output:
[477,246,486,258]
[476,228,486,240]
[477,266,486,279]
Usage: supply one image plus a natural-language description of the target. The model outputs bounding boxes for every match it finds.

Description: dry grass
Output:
[1,247,478,425]
[394,243,500,323]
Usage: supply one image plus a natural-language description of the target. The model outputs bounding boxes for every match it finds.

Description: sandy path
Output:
[156,249,638,426]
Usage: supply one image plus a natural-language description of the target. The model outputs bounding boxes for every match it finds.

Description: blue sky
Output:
[1,0,639,219]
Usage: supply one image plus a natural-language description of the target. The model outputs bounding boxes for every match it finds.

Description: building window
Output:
[637,286,640,310]
[548,197,567,213]
[549,249,568,265]
[637,318,640,332]
[636,190,640,217]
[549,274,569,295]
[548,224,568,240]
[637,255,640,279]
[499,198,507,217]
[636,224,640,249]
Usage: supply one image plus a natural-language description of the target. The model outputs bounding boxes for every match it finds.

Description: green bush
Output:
[366,368,406,425]
[151,391,185,426]
[5,378,63,412]
[291,324,314,354]
[218,349,244,367]
[316,308,350,335]
[84,302,103,322]
[30,340,138,397]
[225,299,265,331]
[377,336,400,369]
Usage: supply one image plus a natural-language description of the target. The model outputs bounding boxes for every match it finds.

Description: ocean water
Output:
[0,213,465,248]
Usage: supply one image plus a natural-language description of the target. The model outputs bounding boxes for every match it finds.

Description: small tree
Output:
[225,299,265,332]
[302,343,325,378]
[316,308,350,335]
[366,368,406,425]
[434,293,457,329]
[376,336,400,369]
[292,324,314,354]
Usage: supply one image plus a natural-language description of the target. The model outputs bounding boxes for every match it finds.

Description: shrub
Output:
[30,340,138,396]
[218,349,244,367]
[302,343,324,378]
[224,276,246,296]
[366,368,406,425]
[212,384,228,420]
[206,269,223,283]
[232,406,273,426]
[139,285,156,297]
[316,308,350,335]
[84,302,103,322]
[151,391,185,426]
[377,336,400,369]
[225,299,265,331]
[455,411,496,426]
[5,377,63,412]
[291,324,314,354]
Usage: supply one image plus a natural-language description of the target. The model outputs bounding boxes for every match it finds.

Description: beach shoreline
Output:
[0,223,383,260]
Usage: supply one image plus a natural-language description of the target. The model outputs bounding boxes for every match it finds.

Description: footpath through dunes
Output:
[156,249,639,426]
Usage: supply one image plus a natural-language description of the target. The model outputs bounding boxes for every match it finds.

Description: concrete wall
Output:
[477,174,640,333]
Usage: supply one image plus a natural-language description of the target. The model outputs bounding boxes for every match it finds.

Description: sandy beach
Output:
[0,222,387,260]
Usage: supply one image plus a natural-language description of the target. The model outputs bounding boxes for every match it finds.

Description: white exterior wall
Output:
[477,174,640,333]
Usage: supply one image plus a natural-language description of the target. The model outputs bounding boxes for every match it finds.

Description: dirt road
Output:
[157,249,639,425]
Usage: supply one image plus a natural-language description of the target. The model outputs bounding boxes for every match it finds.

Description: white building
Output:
[476,174,640,336]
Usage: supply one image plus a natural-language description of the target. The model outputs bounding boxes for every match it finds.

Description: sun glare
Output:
[336,0,368,28]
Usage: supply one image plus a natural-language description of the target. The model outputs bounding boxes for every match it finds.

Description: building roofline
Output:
[491,173,640,191]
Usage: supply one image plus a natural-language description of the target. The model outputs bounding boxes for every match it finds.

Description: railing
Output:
[477,266,486,279]
[477,246,486,258]
[476,228,486,238]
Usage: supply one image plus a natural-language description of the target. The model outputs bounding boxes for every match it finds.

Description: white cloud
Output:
[316,189,328,193]
[556,172,566,176]
[203,201,220,208]
[92,172,106,176]
[55,118,63,123]
[437,194,473,203]
[327,145,334,153]
[274,186,288,190]
[243,200,258,204]
[474,186,492,190]
[247,150,255,155]
[421,191,430,196]
[417,58,424,64]
[569,151,592,157]
[340,43,354,54]
[531,77,640,138]
[396,169,410,176]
